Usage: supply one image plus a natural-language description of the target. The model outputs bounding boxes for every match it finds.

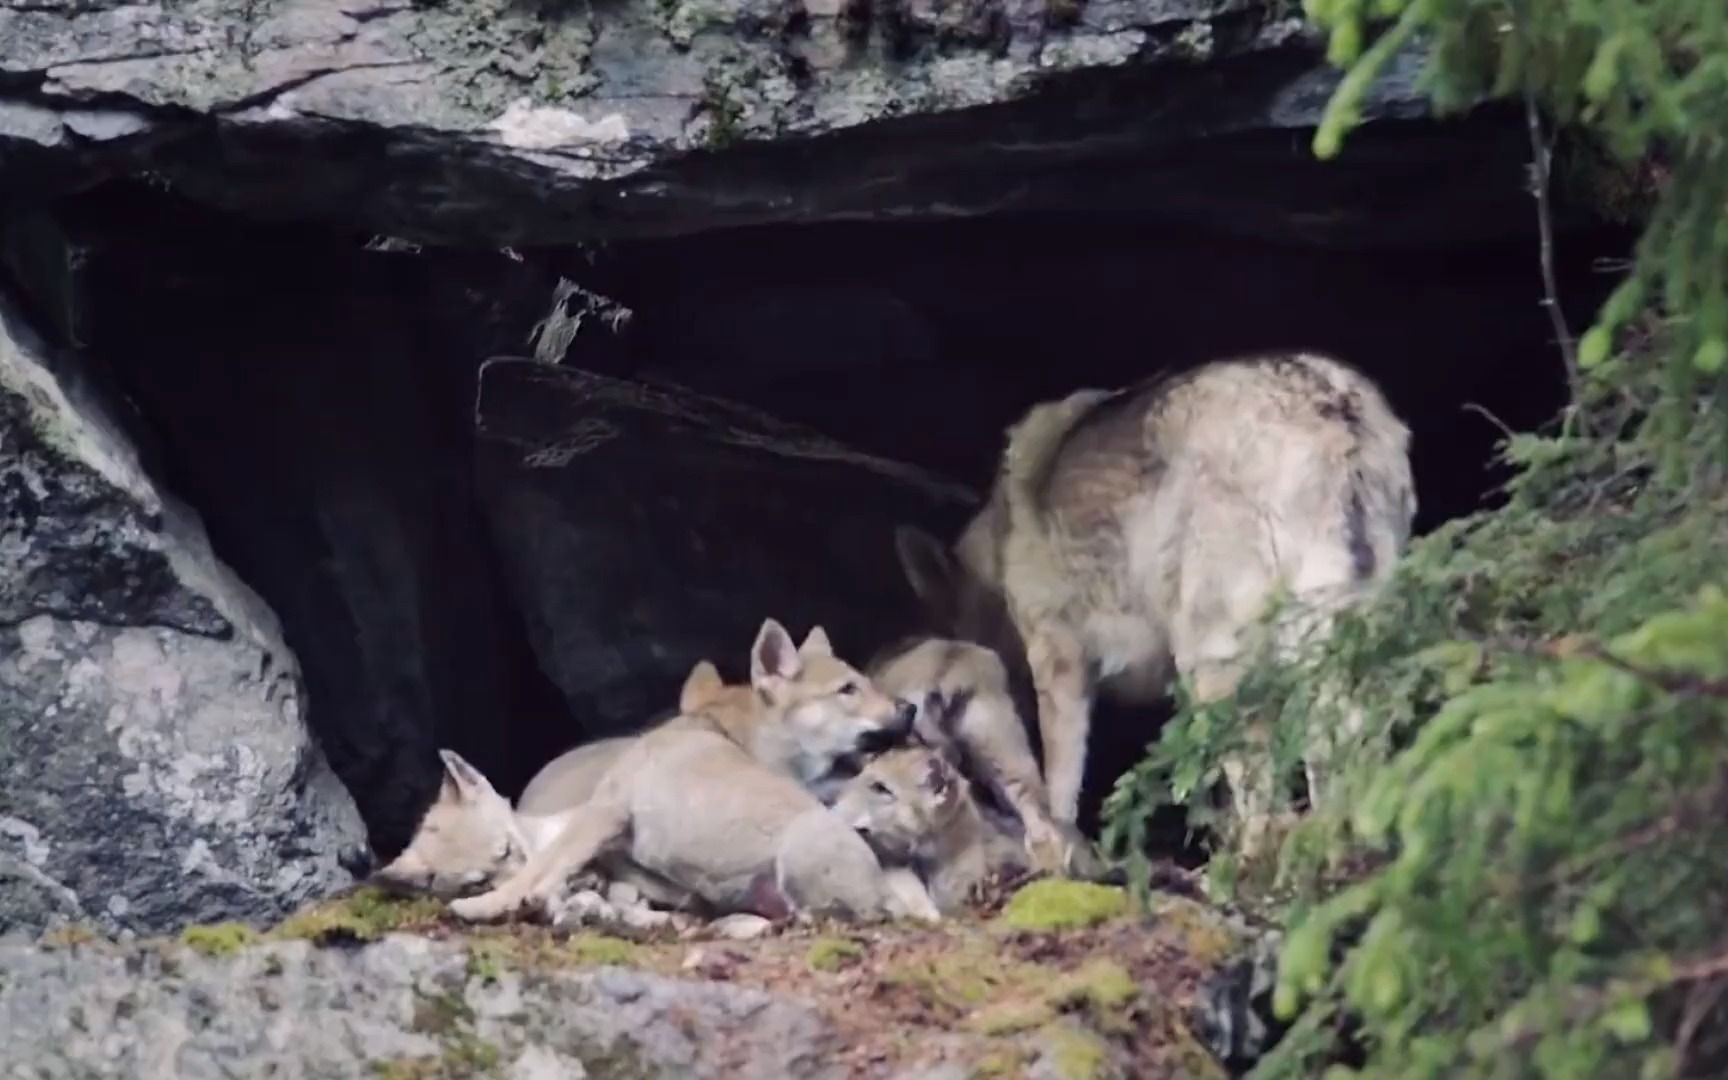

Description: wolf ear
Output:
[799,626,833,657]
[895,525,960,629]
[437,749,494,803]
[679,659,724,713]
[751,618,803,686]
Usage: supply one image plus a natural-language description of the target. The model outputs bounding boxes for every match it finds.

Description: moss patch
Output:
[970,1048,1033,1077]
[1039,1022,1110,1079]
[564,932,638,967]
[805,936,865,972]
[996,880,1130,932]
[1146,895,1236,968]
[885,947,1041,1017]
[969,998,1054,1036]
[180,922,260,957]
[1048,958,1137,1013]
[270,887,444,944]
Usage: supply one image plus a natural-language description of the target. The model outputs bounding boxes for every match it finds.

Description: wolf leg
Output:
[1026,626,1092,825]
[450,798,630,923]
[1184,660,1285,860]
[882,866,942,923]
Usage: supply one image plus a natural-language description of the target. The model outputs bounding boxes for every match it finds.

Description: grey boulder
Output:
[0,934,843,1079]
[0,288,367,937]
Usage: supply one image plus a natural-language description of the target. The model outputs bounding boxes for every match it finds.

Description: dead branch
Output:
[1524,87,1584,410]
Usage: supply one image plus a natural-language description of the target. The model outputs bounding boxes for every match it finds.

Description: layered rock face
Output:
[0,0,1506,248]
[0,290,368,937]
[476,358,977,735]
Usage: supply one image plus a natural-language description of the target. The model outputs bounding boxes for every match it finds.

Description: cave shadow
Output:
[32,179,1633,865]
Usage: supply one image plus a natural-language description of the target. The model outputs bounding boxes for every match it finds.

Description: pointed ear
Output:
[799,626,833,657]
[751,618,802,686]
[679,659,724,713]
[438,749,494,803]
[895,525,959,628]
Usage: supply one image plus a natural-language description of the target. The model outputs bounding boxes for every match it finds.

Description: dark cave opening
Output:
[30,178,1632,860]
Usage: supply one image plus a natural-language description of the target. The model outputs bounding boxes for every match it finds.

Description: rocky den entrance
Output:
[0,0,1632,1074]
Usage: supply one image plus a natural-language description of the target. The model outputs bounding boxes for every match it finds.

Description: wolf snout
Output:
[857,700,917,752]
[894,700,917,730]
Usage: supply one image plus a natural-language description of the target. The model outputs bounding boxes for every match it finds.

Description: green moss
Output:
[368,1038,501,1080]
[390,980,501,1078]
[698,73,746,149]
[466,940,506,984]
[1149,896,1238,967]
[565,932,638,967]
[1048,959,1137,1012]
[887,949,1031,1013]
[996,880,1130,932]
[271,887,443,944]
[805,936,865,972]
[969,1050,1028,1078]
[443,1033,501,1075]
[179,922,260,957]
[969,999,1054,1036]
[1039,1023,1110,1080]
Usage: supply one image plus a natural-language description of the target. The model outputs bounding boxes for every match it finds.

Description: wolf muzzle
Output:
[858,700,918,753]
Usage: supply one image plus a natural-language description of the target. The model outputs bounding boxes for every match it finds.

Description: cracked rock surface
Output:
[0,287,368,938]
[0,933,842,1079]
[0,0,1442,246]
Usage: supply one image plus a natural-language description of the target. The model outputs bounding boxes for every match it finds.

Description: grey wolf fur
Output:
[373,625,917,909]
[865,635,1104,877]
[371,736,706,910]
[832,743,1030,913]
[895,351,1416,854]
[369,748,535,899]
[447,619,937,924]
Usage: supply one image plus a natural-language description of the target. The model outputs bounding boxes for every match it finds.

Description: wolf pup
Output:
[371,736,702,911]
[447,619,937,925]
[866,635,1104,878]
[895,352,1416,855]
[833,743,1031,914]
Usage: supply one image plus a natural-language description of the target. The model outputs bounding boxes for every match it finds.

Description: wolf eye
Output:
[870,781,893,797]
[838,682,860,697]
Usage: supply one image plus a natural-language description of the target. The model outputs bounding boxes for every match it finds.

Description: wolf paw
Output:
[450,889,521,923]
[1059,829,1112,883]
[1024,819,1103,879]
[1023,820,1070,874]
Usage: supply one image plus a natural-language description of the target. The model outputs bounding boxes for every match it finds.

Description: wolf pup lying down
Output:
[371,737,695,911]
[895,352,1417,855]
[833,742,1031,915]
[866,635,1106,879]
[445,619,939,925]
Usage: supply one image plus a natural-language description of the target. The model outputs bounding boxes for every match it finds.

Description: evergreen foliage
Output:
[1100,1,1728,1075]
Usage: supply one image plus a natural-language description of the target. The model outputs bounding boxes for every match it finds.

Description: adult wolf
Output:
[895,351,1416,854]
